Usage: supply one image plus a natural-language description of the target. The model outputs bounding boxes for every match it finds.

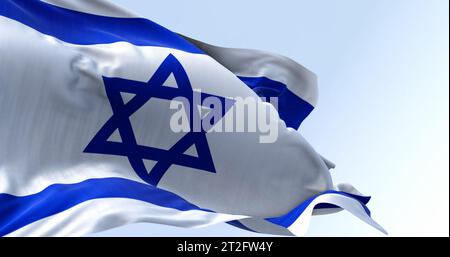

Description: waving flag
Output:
[0,0,386,236]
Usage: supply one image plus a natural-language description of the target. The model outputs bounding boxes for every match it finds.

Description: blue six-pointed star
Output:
[84,54,233,186]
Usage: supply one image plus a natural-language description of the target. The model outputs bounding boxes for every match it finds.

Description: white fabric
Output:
[43,0,138,18]
[0,16,333,217]
[181,35,318,106]
[6,198,247,237]
[0,0,385,236]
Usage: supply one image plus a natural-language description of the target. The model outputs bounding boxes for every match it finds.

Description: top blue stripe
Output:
[238,76,314,129]
[0,0,203,54]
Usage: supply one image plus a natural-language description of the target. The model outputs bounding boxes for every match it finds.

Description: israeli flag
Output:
[0,0,386,236]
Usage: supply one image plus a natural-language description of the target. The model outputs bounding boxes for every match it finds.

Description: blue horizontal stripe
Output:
[227,191,370,234]
[0,0,203,54]
[315,193,370,209]
[0,177,210,236]
[0,176,371,236]
[266,190,372,228]
[226,220,257,233]
[238,76,314,129]
[0,1,314,129]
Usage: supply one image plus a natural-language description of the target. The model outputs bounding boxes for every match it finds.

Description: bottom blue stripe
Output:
[226,220,256,233]
[0,177,372,236]
[0,177,209,236]
[266,190,372,228]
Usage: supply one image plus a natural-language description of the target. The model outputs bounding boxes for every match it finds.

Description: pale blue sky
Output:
[92,0,449,236]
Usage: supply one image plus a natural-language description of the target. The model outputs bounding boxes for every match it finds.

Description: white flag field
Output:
[0,0,386,236]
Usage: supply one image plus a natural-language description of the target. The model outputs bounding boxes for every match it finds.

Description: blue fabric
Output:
[0,177,210,236]
[0,176,371,236]
[266,190,372,228]
[0,0,203,54]
[226,220,256,233]
[238,76,314,129]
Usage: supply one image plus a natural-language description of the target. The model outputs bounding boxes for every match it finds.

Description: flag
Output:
[0,0,386,236]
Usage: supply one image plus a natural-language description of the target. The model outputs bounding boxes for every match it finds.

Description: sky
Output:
[92,0,449,236]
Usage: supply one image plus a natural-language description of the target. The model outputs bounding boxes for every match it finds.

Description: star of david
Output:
[84,54,233,186]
